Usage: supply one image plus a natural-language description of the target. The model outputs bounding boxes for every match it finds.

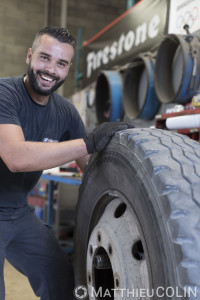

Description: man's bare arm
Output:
[0,124,88,172]
[0,122,131,173]
[76,155,90,171]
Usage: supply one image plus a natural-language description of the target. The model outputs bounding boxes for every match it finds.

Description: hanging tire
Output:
[74,128,200,300]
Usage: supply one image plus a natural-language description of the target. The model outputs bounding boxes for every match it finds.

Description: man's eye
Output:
[41,56,48,60]
[58,62,66,67]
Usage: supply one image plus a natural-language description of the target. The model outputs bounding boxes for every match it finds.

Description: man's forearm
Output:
[0,122,133,173]
[4,139,88,173]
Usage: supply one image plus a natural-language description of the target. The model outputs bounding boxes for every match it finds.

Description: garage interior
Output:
[1,0,200,299]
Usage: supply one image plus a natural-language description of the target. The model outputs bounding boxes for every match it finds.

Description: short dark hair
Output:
[32,26,76,50]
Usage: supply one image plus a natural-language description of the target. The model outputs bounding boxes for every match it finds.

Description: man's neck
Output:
[24,75,50,105]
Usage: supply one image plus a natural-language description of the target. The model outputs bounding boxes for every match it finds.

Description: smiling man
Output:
[0,26,130,300]
[25,32,74,102]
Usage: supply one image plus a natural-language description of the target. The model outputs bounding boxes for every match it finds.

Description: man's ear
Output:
[26,48,32,64]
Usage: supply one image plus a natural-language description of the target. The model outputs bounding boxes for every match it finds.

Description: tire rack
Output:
[41,173,81,226]
[155,108,200,143]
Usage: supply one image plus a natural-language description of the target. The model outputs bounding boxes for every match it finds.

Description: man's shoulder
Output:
[0,76,23,93]
[52,93,76,110]
[0,76,22,85]
[51,93,83,125]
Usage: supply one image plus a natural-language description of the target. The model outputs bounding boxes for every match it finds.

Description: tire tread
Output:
[116,128,200,292]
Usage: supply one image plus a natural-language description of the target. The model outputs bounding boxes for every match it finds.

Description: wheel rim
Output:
[86,198,151,299]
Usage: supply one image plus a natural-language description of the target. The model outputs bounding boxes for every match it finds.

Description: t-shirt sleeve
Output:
[68,105,87,140]
[60,101,87,141]
[0,83,21,126]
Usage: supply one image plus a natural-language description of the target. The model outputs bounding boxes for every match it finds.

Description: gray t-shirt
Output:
[0,76,86,220]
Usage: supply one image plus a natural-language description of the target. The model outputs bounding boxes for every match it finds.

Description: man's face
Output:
[26,34,74,96]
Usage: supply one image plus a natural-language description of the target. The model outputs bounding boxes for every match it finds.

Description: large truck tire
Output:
[74,128,200,300]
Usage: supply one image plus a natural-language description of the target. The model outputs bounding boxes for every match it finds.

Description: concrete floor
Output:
[4,260,39,300]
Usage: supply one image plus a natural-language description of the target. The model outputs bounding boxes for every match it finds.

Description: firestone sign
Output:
[86,14,160,78]
[82,0,168,87]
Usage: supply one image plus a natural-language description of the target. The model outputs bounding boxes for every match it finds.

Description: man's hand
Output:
[83,122,134,154]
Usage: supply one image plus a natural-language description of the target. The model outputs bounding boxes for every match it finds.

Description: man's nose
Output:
[44,61,57,75]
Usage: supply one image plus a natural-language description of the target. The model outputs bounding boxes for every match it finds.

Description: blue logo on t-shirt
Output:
[43,138,58,143]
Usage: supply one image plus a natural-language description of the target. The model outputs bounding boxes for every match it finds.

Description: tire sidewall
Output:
[75,142,176,294]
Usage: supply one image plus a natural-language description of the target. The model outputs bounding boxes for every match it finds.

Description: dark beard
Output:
[27,65,65,96]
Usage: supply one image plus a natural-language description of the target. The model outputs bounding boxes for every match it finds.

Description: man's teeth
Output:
[41,75,53,82]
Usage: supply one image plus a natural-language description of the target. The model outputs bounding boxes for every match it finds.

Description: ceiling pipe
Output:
[58,0,68,96]
[44,0,51,26]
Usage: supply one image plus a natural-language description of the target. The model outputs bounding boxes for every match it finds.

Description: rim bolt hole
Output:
[88,273,92,283]
[108,244,112,255]
[132,240,145,261]
[114,203,127,218]
[97,233,101,243]
[89,245,93,256]
[115,278,119,288]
